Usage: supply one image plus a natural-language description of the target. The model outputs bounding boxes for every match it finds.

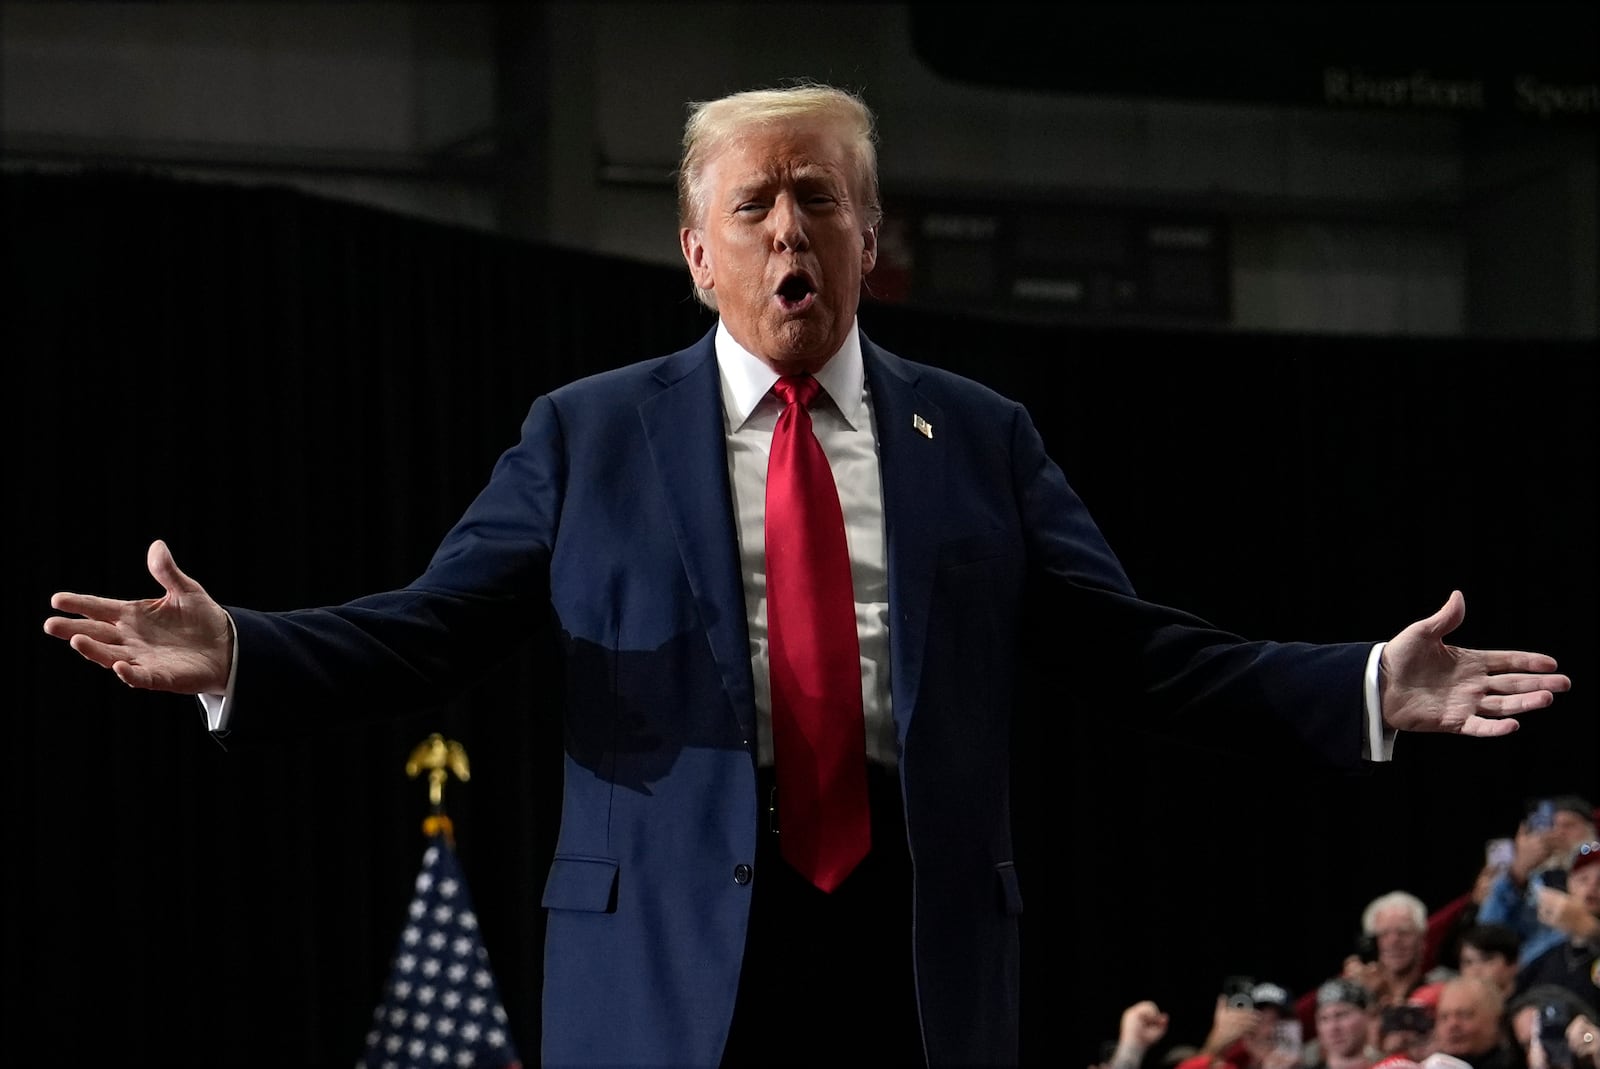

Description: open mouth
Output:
[775,272,817,313]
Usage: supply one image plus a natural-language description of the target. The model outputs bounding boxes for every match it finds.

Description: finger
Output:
[67,632,130,671]
[111,659,153,690]
[49,591,136,620]
[1458,715,1522,739]
[1475,649,1564,674]
[1476,690,1562,717]
[1419,589,1466,639]
[147,538,194,596]
[44,616,125,645]
[1479,671,1571,694]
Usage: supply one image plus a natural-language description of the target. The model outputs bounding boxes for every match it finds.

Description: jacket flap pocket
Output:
[542,855,619,913]
[937,529,1015,569]
[994,861,1023,916]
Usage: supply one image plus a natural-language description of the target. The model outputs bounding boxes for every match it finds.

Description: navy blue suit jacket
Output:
[228,326,1372,1066]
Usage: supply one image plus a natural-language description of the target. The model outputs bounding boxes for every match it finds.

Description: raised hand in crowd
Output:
[1194,996,1266,1066]
[1175,982,1298,1069]
[1091,1000,1172,1069]
[1566,1013,1599,1069]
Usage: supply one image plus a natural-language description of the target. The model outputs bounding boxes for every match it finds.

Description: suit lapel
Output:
[638,331,758,747]
[862,335,944,733]
[636,330,946,752]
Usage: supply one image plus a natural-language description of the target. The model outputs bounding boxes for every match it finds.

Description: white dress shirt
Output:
[716,318,898,768]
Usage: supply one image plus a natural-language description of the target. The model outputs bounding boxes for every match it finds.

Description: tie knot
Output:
[772,374,821,410]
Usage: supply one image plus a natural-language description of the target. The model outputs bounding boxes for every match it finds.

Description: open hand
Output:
[1379,591,1570,736]
[44,539,233,695]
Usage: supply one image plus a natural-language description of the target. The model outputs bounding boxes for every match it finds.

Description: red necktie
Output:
[765,374,871,893]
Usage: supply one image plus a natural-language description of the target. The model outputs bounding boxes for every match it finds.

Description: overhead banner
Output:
[910,3,1598,123]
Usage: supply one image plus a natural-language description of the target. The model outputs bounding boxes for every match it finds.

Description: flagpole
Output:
[360,732,524,1068]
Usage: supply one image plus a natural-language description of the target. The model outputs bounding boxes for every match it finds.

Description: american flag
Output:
[357,834,523,1069]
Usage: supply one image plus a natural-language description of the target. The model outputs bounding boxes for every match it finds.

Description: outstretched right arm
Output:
[43,539,233,695]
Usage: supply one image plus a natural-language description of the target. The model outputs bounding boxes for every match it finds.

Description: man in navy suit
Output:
[44,83,1571,1067]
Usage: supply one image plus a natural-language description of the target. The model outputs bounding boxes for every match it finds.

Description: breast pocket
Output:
[935,529,1018,571]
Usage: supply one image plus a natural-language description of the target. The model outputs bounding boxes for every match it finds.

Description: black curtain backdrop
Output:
[5,170,1596,1066]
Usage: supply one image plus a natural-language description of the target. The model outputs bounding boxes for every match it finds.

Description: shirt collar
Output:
[714,318,865,431]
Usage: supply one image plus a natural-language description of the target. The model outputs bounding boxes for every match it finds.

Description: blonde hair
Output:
[676,82,882,309]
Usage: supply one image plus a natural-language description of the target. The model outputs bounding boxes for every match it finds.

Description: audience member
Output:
[1506,985,1599,1069]
[1379,985,1444,1063]
[1296,894,1436,1048]
[1479,798,1600,968]
[1304,979,1381,1069]
[1435,862,1518,974]
[1515,841,1600,1011]
[1459,924,1526,1001]
[1346,892,1436,1012]
[1176,980,1301,1069]
[1432,977,1520,1069]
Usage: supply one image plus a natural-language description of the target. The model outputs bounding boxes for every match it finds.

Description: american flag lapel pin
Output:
[913,414,933,439]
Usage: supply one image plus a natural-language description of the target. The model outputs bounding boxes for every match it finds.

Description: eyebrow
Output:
[728,163,841,197]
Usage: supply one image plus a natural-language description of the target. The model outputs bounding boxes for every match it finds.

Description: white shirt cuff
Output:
[1363,641,1396,762]
[196,611,239,734]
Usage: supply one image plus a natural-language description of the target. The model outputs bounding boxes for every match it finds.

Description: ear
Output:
[860,224,878,275]
[681,228,715,291]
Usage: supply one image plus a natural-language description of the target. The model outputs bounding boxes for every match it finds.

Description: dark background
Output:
[5,168,1594,1065]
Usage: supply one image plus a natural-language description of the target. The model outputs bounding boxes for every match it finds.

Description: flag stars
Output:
[361,841,520,1069]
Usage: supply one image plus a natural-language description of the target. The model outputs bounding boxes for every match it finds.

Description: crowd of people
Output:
[1095,796,1600,1069]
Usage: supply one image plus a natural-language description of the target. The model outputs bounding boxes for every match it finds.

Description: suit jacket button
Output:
[733,864,753,885]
